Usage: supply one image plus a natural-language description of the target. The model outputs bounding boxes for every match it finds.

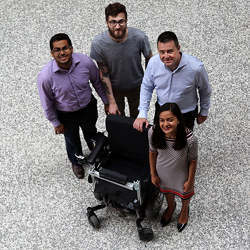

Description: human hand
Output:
[133,118,149,132]
[197,114,207,124]
[151,174,160,187]
[108,103,120,115]
[54,124,65,134]
[183,180,194,193]
[104,104,109,114]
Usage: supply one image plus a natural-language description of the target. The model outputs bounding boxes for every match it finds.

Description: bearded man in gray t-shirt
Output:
[90,2,152,118]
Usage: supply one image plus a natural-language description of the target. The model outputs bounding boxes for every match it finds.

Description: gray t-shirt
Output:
[90,27,152,91]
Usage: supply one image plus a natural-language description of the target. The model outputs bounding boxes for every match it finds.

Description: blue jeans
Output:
[57,96,98,165]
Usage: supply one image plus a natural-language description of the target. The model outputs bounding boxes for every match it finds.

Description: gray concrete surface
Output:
[0,0,248,249]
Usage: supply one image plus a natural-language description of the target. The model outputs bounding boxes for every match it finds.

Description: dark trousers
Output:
[57,96,98,165]
[154,102,198,130]
[112,86,140,119]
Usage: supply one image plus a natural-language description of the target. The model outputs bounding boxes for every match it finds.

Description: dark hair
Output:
[152,103,187,150]
[157,31,179,48]
[105,2,127,21]
[49,33,72,51]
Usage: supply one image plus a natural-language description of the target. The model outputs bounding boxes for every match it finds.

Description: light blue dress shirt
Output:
[138,53,212,118]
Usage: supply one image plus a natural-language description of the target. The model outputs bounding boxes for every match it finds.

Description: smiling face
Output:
[157,40,181,71]
[159,110,179,138]
[107,12,127,40]
[51,40,73,69]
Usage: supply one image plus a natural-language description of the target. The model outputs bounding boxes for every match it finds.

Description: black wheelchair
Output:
[77,115,163,241]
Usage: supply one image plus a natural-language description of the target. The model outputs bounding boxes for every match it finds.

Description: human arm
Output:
[97,62,120,115]
[37,73,61,129]
[145,52,153,68]
[183,159,197,192]
[90,40,119,114]
[133,62,154,131]
[141,32,152,69]
[196,65,212,124]
[88,58,109,108]
[184,134,198,192]
[148,127,160,187]
[149,151,160,187]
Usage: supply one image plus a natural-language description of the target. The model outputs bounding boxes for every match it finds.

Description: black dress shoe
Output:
[177,222,187,232]
[160,215,171,227]
[177,207,189,232]
[160,202,176,227]
[72,164,85,179]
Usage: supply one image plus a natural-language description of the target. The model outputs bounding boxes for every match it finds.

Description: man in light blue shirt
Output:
[133,31,212,131]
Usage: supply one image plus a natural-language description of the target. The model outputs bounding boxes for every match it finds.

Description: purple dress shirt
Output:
[37,53,108,127]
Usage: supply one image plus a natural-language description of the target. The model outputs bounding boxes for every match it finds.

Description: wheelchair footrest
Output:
[99,168,128,185]
[138,227,154,242]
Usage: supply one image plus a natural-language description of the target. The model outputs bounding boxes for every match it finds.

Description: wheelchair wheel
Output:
[88,213,100,229]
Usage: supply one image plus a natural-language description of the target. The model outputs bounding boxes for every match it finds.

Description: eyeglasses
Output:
[108,19,127,26]
[52,46,72,54]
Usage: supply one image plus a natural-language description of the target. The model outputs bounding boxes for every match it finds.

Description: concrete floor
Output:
[0,0,248,249]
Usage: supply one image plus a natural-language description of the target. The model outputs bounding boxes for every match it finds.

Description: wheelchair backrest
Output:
[106,115,150,166]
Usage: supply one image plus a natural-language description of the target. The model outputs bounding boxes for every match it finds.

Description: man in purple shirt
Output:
[37,33,108,179]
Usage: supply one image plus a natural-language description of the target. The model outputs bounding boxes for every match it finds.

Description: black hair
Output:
[157,31,179,48]
[152,103,187,150]
[105,2,127,21]
[49,33,72,51]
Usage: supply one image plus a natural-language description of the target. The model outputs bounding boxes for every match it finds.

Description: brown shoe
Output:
[72,164,85,179]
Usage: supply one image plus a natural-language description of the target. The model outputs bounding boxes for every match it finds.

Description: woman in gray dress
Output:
[148,103,198,232]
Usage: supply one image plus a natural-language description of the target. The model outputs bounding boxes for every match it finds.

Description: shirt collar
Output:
[174,52,187,71]
[52,53,80,73]
[52,60,61,73]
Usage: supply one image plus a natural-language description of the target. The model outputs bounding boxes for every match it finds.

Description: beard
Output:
[108,27,127,40]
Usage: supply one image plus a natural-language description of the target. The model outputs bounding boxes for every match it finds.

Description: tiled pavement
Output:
[0,0,248,249]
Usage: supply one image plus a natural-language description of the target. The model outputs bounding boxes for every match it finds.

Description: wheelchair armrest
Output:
[87,132,108,165]
[99,167,128,185]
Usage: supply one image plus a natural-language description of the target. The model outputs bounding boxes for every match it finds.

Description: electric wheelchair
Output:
[77,115,163,241]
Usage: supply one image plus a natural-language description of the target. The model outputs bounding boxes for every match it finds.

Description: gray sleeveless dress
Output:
[148,127,198,199]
